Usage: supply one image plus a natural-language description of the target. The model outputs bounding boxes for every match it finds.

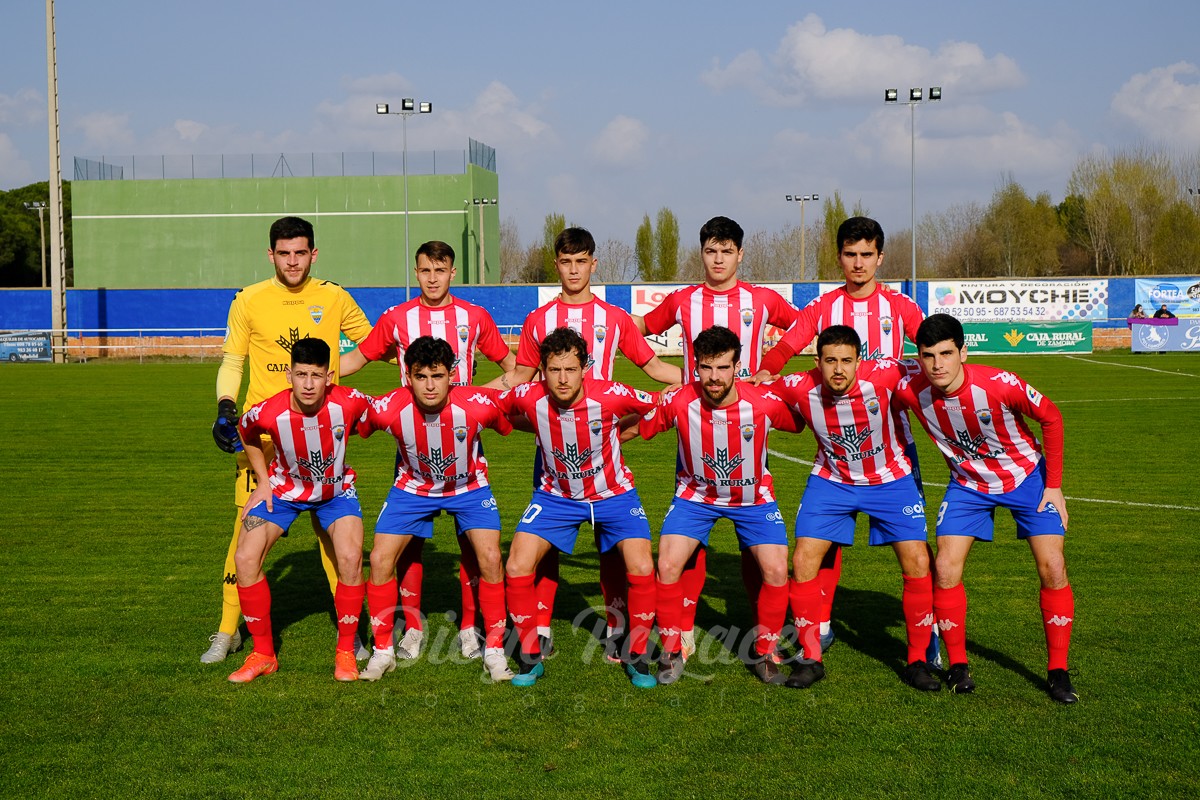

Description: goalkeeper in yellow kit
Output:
[202,216,374,663]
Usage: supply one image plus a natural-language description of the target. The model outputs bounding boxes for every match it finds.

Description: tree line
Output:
[2,146,1196,288]
[500,146,1200,284]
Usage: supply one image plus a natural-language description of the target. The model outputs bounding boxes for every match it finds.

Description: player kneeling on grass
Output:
[772,325,938,692]
[227,337,371,684]
[357,336,516,683]
[893,313,1077,704]
[496,327,660,689]
[633,325,802,686]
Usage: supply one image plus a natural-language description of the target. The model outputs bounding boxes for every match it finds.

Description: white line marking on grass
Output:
[1055,396,1193,404]
[1065,355,1200,377]
[767,449,1200,512]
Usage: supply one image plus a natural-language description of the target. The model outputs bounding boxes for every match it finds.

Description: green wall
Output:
[71,165,500,289]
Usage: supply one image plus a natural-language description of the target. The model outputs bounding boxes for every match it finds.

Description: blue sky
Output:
[3,1,1198,249]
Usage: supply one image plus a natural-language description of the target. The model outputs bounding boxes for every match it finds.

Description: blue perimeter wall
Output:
[0,280,1138,334]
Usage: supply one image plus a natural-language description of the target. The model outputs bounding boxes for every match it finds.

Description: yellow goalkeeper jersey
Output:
[221,275,373,408]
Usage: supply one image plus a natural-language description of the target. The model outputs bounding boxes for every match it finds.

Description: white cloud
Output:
[588,115,648,166]
[0,133,37,187]
[0,89,43,127]
[174,120,208,142]
[702,14,1025,106]
[1111,62,1200,149]
[74,111,136,149]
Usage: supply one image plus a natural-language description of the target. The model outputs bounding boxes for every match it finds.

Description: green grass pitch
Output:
[1,351,1197,798]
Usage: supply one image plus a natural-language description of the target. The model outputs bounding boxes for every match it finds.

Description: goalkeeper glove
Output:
[212,398,243,453]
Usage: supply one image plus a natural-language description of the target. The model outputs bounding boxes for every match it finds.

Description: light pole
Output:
[884,86,941,298]
[377,99,433,301]
[471,197,496,285]
[785,193,818,279]
[24,201,48,287]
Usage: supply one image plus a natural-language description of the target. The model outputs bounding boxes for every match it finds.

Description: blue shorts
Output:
[936,464,1065,540]
[515,489,652,555]
[660,498,787,551]
[794,474,928,546]
[375,485,502,539]
[246,489,362,532]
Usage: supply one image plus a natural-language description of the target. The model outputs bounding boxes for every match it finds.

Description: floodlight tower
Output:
[376,99,433,301]
[785,193,819,279]
[884,86,942,298]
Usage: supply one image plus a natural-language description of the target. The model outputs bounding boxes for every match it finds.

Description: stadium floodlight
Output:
[463,196,492,284]
[23,201,49,287]
[883,86,944,298]
[785,192,820,279]
[376,98,435,301]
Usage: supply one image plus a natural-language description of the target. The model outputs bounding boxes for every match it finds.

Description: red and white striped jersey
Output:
[361,385,512,497]
[516,297,655,379]
[497,378,656,501]
[773,360,915,486]
[761,284,924,374]
[357,296,510,385]
[893,363,1064,494]
[239,384,370,502]
[642,282,798,379]
[639,381,802,506]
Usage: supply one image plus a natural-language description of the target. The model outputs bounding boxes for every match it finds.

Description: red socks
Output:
[754,582,788,658]
[334,581,365,652]
[901,573,935,664]
[655,578,684,654]
[680,547,707,630]
[625,572,656,656]
[788,577,823,661]
[599,546,628,632]
[478,579,507,649]
[818,545,842,622]
[934,581,968,664]
[366,578,398,650]
[507,573,540,656]
[457,535,481,631]
[535,551,559,630]
[1040,584,1074,671]
[238,578,274,657]
[398,551,424,633]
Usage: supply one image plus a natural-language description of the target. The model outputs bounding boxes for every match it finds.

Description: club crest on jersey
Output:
[454,426,468,442]
[740,423,756,441]
[589,419,604,437]
[880,316,893,335]
[457,324,470,342]
[866,397,880,416]
[332,424,345,441]
[593,325,607,343]
[740,308,754,327]
[976,409,993,425]
[308,305,324,325]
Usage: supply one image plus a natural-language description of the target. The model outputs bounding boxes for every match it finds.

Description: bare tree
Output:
[595,238,638,283]
[499,216,526,283]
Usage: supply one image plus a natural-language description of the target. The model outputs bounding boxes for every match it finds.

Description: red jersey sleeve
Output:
[898,294,926,345]
[357,308,399,361]
[615,311,657,367]
[757,385,805,434]
[638,386,682,439]
[515,310,542,368]
[465,386,514,436]
[761,302,820,375]
[641,290,680,335]
[763,288,800,328]
[473,308,512,363]
[1007,379,1065,488]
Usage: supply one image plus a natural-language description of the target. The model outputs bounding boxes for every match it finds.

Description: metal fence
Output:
[73,145,496,181]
